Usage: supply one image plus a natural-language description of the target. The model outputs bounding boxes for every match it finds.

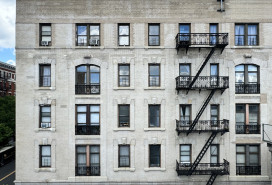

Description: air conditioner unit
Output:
[41,41,49,46]
[90,39,99,46]
[41,122,50,128]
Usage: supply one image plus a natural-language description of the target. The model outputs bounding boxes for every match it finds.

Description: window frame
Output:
[39,23,52,46]
[179,104,191,124]
[118,23,130,46]
[40,145,51,168]
[210,104,219,126]
[179,64,191,76]
[210,144,219,165]
[148,104,161,128]
[148,64,160,87]
[39,64,51,87]
[180,144,192,164]
[149,144,161,167]
[76,23,100,46]
[209,23,218,44]
[118,145,130,168]
[148,23,160,46]
[235,23,259,46]
[40,105,51,128]
[118,104,130,127]
[118,64,130,87]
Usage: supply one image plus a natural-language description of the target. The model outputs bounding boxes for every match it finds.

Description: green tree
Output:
[0,96,15,146]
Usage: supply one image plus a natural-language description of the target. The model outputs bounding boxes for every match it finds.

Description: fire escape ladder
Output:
[187,132,217,175]
[186,47,217,94]
[206,174,218,185]
[187,89,216,135]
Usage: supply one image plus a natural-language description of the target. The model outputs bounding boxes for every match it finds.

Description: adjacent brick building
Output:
[16,0,272,185]
[0,61,16,96]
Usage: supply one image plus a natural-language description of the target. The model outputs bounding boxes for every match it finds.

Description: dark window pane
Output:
[149,105,160,127]
[149,145,160,167]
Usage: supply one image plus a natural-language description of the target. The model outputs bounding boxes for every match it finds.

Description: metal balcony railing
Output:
[236,166,261,175]
[176,120,229,134]
[235,83,260,94]
[175,33,228,48]
[176,159,229,176]
[75,165,100,176]
[235,124,260,134]
[75,125,100,135]
[176,76,229,90]
[75,84,100,94]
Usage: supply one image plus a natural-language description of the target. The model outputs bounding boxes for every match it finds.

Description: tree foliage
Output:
[0,96,15,146]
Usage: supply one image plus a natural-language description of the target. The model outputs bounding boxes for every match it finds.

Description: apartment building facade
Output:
[16,0,272,184]
[0,61,16,96]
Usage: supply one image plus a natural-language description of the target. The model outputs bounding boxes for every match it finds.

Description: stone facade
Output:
[16,0,272,184]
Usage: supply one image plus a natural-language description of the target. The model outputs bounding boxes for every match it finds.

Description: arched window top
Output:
[75,64,100,94]
[235,64,259,72]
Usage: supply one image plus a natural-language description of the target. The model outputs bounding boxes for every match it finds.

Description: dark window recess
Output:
[149,145,160,167]
[40,145,51,167]
[118,105,130,127]
[235,24,258,46]
[118,64,130,87]
[76,105,100,135]
[119,145,130,167]
[40,23,51,46]
[148,24,160,46]
[76,24,100,46]
[149,105,160,127]
[40,105,51,128]
[118,24,130,46]
[75,65,100,94]
[148,64,160,87]
[39,64,51,87]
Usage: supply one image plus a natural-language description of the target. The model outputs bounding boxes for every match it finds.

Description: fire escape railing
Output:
[176,120,229,135]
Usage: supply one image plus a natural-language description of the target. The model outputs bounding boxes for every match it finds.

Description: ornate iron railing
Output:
[75,125,100,135]
[75,84,100,94]
[235,124,260,134]
[235,83,260,94]
[75,165,100,176]
[175,33,228,48]
[176,76,229,90]
[176,159,229,176]
[176,120,229,133]
[236,166,261,175]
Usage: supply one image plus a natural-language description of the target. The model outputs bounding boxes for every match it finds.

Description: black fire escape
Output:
[175,33,229,185]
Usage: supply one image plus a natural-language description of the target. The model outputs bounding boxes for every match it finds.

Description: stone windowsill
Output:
[34,128,56,132]
[35,168,56,173]
[144,167,166,172]
[113,87,135,90]
[113,128,135,132]
[144,87,165,90]
[144,128,166,131]
[113,167,135,172]
[35,87,56,91]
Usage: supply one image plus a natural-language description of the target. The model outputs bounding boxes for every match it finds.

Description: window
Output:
[235,64,259,94]
[210,144,219,165]
[211,105,219,126]
[118,105,130,127]
[179,24,190,42]
[180,105,191,125]
[40,145,51,167]
[179,64,191,76]
[76,24,100,46]
[76,105,100,135]
[40,105,51,128]
[75,65,100,94]
[180,144,191,164]
[236,145,260,175]
[149,145,160,167]
[210,23,218,44]
[118,24,130,46]
[76,145,100,176]
[40,24,51,46]
[149,105,160,127]
[235,24,258,46]
[148,24,160,46]
[148,64,160,87]
[39,64,51,87]
[118,64,130,87]
[119,145,130,167]
[210,64,219,86]
[235,104,260,134]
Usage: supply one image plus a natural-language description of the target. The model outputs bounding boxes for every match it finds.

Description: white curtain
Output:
[248,25,257,45]
[235,25,244,45]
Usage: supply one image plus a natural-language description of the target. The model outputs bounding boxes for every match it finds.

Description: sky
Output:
[0,0,16,66]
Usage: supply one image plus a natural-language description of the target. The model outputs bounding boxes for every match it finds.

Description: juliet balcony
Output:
[175,33,228,53]
[75,125,100,135]
[176,159,229,176]
[75,165,100,176]
[176,120,229,135]
[236,166,261,175]
[176,76,229,91]
[235,83,260,94]
[235,124,260,134]
[75,84,100,95]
